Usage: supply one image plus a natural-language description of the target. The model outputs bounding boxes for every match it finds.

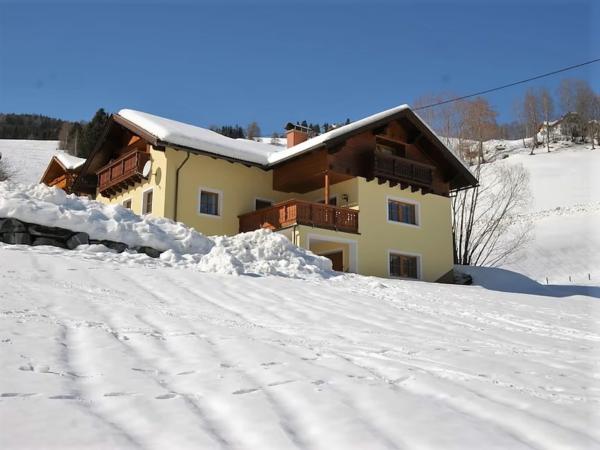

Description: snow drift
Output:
[0,181,332,277]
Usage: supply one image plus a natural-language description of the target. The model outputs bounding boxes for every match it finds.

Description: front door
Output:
[323,251,344,272]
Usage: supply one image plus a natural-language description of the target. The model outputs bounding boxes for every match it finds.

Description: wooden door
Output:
[323,251,344,272]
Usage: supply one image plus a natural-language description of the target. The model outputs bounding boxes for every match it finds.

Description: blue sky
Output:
[0,0,597,134]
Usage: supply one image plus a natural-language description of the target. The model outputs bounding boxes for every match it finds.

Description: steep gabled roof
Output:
[76,105,477,192]
[39,152,85,184]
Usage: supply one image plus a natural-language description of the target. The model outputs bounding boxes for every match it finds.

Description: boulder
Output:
[32,237,67,248]
[1,232,31,245]
[134,246,162,258]
[99,240,127,253]
[0,218,26,234]
[28,224,72,240]
[66,232,90,250]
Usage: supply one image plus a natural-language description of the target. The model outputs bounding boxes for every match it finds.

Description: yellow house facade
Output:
[74,106,477,282]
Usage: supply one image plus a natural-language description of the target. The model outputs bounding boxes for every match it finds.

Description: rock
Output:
[32,237,67,248]
[0,218,26,234]
[28,224,72,240]
[100,240,127,253]
[134,246,162,258]
[1,232,31,245]
[66,232,89,250]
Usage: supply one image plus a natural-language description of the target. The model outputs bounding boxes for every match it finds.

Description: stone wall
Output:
[0,218,162,258]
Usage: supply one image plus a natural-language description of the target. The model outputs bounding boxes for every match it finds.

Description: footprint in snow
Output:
[232,388,260,395]
[103,392,136,397]
[155,393,178,400]
[1,392,37,398]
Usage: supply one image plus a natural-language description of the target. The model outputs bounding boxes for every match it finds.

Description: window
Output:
[199,189,220,216]
[255,199,272,210]
[389,253,419,279]
[376,142,406,158]
[122,199,132,209]
[388,199,417,225]
[142,189,153,215]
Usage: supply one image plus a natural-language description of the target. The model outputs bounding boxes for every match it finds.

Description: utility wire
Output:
[413,58,600,110]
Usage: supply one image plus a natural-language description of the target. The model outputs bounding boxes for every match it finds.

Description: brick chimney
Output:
[285,123,311,148]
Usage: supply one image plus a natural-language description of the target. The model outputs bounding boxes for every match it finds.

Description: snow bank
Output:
[0,181,332,277]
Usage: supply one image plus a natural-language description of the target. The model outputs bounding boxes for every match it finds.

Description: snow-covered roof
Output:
[54,152,85,171]
[268,105,410,164]
[113,106,475,189]
[118,109,278,165]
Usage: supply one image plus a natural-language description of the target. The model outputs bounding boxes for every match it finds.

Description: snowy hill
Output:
[1,242,598,450]
[0,139,61,184]
[477,140,600,285]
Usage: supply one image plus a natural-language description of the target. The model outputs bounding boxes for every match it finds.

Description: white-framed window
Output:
[198,187,222,217]
[142,189,153,215]
[387,196,419,227]
[388,251,420,279]
[122,198,132,209]
[254,198,273,210]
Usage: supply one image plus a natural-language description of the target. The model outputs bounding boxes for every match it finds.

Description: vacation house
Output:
[72,106,477,281]
[40,153,85,193]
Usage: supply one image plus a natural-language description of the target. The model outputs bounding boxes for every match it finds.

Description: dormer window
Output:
[375,136,406,158]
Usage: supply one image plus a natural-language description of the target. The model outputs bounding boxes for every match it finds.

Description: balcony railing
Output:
[97,150,150,196]
[372,152,434,187]
[239,199,359,234]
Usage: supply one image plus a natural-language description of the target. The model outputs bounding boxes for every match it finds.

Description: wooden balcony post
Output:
[324,170,330,206]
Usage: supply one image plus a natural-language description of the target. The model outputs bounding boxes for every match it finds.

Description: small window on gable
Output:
[376,142,406,158]
[388,199,417,225]
[142,190,153,215]
[122,199,132,209]
[389,253,419,279]
[255,199,273,210]
[200,189,220,216]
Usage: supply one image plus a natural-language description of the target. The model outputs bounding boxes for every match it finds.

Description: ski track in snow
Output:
[1,244,599,449]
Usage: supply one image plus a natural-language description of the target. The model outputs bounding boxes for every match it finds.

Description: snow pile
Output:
[0,181,332,277]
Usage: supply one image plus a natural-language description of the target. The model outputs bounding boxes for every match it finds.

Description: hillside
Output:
[0,140,61,184]
[477,140,600,285]
[1,240,598,449]
[1,179,598,449]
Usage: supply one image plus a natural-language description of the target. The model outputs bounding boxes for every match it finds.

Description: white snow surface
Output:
[0,244,598,449]
[482,141,600,285]
[0,181,332,277]
[0,139,60,184]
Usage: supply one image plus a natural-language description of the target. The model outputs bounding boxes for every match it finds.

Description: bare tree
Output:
[539,87,554,152]
[591,94,600,149]
[452,162,531,267]
[270,132,280,146]
[0,154,12,182]
[246,122,261,141]
[58,122,72,152]
[523,89,540,154]
[462,97,498,163]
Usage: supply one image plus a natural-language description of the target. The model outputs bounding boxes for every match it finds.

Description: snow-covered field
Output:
[483,141,600,286]
[1,138,599,449]
[0,140,61,184]
[1,242,599,450]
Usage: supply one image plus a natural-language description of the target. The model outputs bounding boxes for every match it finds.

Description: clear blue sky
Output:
[0,0,597,134]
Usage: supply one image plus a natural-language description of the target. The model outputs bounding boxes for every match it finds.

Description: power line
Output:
[414,58,600,110]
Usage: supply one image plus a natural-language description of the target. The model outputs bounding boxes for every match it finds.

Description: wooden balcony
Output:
[372,152,434,189]
[97,150,150,196]
[239,199,359,234]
